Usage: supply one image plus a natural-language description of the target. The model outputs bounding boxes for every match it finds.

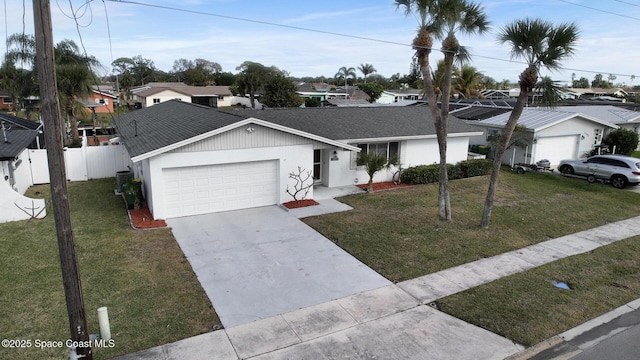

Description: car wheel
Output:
[559,165,574,175]
[611,175,627,189]
[517,167,525,175]
[587,174,597,184]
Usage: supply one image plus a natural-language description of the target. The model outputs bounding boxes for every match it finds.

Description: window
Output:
[153,98,161,104]
[351,142,400,168]
[95,99,109,105]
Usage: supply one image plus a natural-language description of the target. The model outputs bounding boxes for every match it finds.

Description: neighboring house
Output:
[376,89,422,104]
[0,88,16,111]
[555,105,640,150]
[0,128,47,223]
[114,100,481,219]
[568,87,628,100]
[82,90,118,114]
[0,112,45,149]
[296,82,350,105]
[132,82,234,108]
[470,108,619,167]
[449,100,514,121]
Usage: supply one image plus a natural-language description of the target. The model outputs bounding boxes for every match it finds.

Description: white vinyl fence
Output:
[29,142,132,184]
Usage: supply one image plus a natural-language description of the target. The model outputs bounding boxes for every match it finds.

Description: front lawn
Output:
[437,236,640,346]
[303,169,640,348]
[0,179,220,360]
[303,170,640,282]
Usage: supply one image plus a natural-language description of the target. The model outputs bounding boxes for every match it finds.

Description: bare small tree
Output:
[286,167,313,203]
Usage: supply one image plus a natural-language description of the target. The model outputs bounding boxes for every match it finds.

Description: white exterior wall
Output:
[536,117,612,157]
[7,149,34,194]
[325,137,470,187]
[142,90,191,107]
[0,179,46,223]
[376,92,396,104]
[145,145,313,219]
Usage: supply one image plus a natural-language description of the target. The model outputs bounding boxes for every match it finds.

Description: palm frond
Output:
[532,76,565,108]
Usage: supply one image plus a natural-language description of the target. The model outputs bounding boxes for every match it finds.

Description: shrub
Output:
[400,159,493,185]
[400,164,439,184]
[602,128,640,156]
[458,159,493,177]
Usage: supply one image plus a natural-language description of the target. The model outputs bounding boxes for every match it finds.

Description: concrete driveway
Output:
[166,206,391,328]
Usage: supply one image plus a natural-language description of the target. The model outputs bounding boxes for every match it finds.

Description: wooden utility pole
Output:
[32,1,92,359]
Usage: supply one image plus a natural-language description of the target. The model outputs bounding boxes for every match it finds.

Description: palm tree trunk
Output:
[419,52,450,221]
[481,89,529,228]
[435,36,458,221]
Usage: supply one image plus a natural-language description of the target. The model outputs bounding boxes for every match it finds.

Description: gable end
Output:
[169,124,334,153]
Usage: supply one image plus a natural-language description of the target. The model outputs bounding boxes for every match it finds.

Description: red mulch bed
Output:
[128,207,167,229]
[282,199,320,209]
[357,181,412,192]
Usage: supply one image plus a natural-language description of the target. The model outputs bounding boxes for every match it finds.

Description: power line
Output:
[614,0,640,8]
[557,0,640,21]
[101,0,637,80]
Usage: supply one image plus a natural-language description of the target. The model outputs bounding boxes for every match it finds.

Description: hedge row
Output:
[400,159,493,185]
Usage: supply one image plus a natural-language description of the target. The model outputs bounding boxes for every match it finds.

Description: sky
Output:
[2,0,640,86]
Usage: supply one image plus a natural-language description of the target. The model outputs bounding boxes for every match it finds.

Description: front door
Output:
[313,149,322,183]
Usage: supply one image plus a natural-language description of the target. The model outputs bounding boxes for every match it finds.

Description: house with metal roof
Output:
[114,100,481,219]
[470,108,619,167]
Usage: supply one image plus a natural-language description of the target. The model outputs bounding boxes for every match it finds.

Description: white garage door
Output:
[535,135,579,167]
[163,160,278,218]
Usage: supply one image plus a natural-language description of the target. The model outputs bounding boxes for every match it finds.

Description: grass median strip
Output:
[0,178,220,360]
[435,236,640,347]
[303,170,640,282]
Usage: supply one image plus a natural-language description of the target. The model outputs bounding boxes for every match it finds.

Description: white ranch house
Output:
[114,101,481,220]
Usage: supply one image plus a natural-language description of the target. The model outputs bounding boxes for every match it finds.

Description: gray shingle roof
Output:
[0,113,42,130]
[0,130,39,160]
[114,100,481,159]
[113,101,245,158]
[223,106,479,141]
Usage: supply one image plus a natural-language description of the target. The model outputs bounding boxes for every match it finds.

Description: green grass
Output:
[303,170,640,282]
[0,179,220,360]
[303,169,640,347]
[436,236,640,346]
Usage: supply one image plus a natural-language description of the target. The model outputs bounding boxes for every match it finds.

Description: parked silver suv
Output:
[558,154,640,189]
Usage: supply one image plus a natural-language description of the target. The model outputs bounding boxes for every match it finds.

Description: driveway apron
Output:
[166,205,391,328]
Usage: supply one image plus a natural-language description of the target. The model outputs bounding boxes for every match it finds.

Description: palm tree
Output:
[395,0,448,219]
[334,66,356,88]
[358,63,376,84]
[357,151,398,192]
[436,0,489,221]
[4,34,100,144]
[432,59,460,99]
[481,18,579,228]
[54,40,101,144]
[455,65,483,98]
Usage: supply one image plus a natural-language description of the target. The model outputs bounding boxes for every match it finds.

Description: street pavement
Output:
[513,299,640,360]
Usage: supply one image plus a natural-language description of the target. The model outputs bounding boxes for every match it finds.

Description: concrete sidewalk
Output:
[113,215,640,360]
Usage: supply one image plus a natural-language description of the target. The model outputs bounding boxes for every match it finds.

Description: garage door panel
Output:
[536,136,578,166]
[163,160,278,218]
